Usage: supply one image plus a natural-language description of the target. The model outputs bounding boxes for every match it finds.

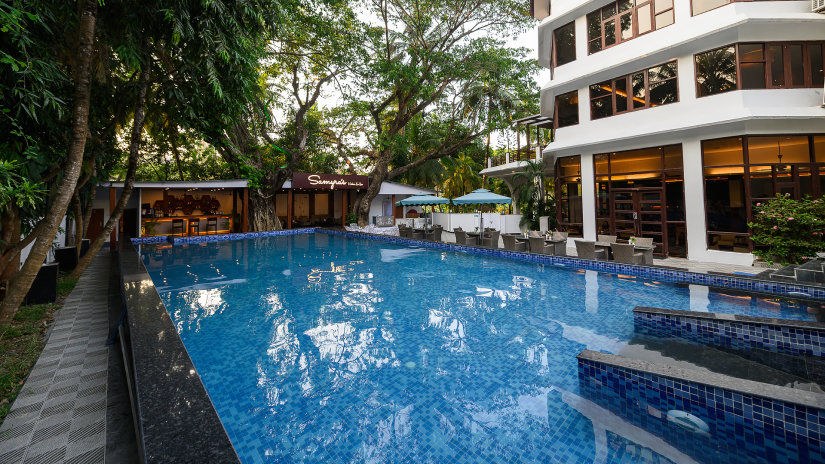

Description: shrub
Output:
[748,194,825,265]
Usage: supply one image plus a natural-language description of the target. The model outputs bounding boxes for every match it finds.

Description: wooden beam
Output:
[109,187,117,249]
[287,189,293,229]
[392,195,396,218]
[242,188,249,232]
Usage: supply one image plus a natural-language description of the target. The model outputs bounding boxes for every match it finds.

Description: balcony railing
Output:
[488,146,543,168]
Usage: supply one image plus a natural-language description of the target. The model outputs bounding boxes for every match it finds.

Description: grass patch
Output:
[0,274,76,424]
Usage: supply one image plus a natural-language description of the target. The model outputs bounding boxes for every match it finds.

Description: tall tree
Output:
[348,0,534,225]
[0,0,98,323]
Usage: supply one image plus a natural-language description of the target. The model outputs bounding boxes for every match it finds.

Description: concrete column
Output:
[682,138,706,260]
[580,153,596,240]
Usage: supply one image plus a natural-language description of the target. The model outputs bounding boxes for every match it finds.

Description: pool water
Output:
[139,233,821,463]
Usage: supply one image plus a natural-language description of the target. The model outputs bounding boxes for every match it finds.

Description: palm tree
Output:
[441,155,482,211]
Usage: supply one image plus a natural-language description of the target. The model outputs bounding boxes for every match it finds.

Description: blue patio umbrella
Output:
[395,194,449,207]
[451,189,512,230]
[395,194,449,227]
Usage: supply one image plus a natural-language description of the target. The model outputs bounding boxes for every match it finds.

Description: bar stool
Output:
[171,219,185,235]
[206,217,218,234]
[188,219,200,236]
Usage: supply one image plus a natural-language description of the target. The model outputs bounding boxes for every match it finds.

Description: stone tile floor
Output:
[0,252,110,464]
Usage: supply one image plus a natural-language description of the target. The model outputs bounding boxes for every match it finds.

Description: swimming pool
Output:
[139,233,822,463]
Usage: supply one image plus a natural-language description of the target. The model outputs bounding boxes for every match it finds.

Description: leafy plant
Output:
[514,160,555,231]
[346,212,357,225]
[748,194,825,265]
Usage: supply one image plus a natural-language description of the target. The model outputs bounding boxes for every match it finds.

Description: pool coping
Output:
[577,349,825,410]
[317,228,825,302]
[118,235,241,463]
[633,306,825,331]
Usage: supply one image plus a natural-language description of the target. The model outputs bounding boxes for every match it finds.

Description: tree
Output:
[0,0,98,323]
[513,160,553,230]
[348,0,535,225]
[441,154,482,203]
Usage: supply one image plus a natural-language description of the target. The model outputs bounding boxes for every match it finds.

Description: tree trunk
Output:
[0,205,21,288]
[0,0,98,323]
[70,59,150,280]
[356,153,390,226]
[248,187,281,231]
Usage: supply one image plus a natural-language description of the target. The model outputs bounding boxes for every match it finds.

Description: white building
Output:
[483,0,825,265]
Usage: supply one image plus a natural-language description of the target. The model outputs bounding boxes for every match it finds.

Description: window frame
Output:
[589,60,678,121]
[554,90,580,129]
[553,21,577,68]
[586,0,674,56]
[697,41,825,97]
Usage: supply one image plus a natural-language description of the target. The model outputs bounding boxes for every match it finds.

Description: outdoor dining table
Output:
[595,241,655,265]
[544,237,567,256]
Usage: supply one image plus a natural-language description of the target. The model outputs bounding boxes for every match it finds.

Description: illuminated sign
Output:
[292,172,369,190]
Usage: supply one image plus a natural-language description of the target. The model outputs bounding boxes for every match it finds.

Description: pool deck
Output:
[436,231,759,275]
[0,252,111,463]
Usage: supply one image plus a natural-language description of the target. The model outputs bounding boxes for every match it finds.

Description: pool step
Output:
[619,335,824,393]
[757,258,825,286]
[577,349,825,464]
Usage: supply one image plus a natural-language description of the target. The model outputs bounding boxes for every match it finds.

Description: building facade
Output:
[485,0,825,264]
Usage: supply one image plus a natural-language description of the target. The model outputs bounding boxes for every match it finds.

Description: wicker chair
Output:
[454,229,477,246]
[611,243,644,264]
[529,236,553,254]
[575,240,607,260]
[597,234,617,243]
[482,230,500,249]
[633,237,654,247]
[502,234,526,251]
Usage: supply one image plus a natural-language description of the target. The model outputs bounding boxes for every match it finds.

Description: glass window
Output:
[739,44,766,89]
[556,156,583,236]
[615,78,628,113]
[747,136,810,164]
[768,45,785,87]
[789,44,804,87]
[810,44,824,87]
[749,166,773,198]
[556,91,579,128]
[704,168,747,233]
[638,3,652,34]
[692,0,730,16]
[815,136,825,163]
[695,46,737,97]
[554,22,576,67]
[702,137,743,166]
[594,154,609,175]
[664,145,683,170]
[632,72,646,108]
[586,0,672,55]
[590,81,614,120]
[587,12,603,54]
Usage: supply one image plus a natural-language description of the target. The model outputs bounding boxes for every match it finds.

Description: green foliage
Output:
[514,161,554,230]
[346,212,357,224]
[0,160,46,213]
[748,194,825,265]
[441,155,482,202]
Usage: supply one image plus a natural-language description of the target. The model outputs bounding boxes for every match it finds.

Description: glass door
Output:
[611,188,667,255]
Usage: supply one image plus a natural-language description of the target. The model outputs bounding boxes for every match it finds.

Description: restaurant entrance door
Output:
[611,187,668,256]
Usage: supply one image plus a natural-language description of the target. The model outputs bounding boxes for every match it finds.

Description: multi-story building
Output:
[483,0,825,264]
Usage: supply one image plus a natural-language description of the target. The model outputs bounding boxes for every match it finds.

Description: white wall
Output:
[430,213,525,233]
[18,217,66,268]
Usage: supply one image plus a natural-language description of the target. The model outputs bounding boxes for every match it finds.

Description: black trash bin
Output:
[80,239,90,257]
[54,246,78,272]
[24,262,59,305]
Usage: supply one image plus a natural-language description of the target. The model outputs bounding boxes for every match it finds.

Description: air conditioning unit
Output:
[813,0,825,13]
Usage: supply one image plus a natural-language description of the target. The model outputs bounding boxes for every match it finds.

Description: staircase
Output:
[755,257,825,286]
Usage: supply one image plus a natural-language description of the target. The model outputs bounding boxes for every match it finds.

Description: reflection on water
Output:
[140,235,823,463]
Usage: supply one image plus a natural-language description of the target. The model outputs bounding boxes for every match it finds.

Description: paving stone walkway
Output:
[0,252,110,464]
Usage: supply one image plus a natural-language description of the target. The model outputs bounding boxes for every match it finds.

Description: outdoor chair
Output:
[502,234,526,252]
[611,243,644,264]
[482,230,500,249]
[529,236,553,254]
[633,237,654,247]
[430,226,443,242]
[552,231,568,241]
[412,229,424,239]
[398,225,412,238]
[575,240,607,261]
[597,234,617,243]
[188,219,200,236]
[528,230,542,238]
[454,229,477,246]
